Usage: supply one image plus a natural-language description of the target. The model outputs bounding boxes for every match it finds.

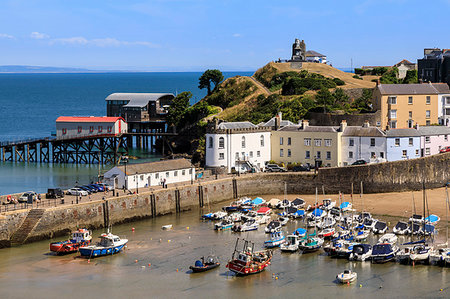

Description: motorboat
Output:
[372,221,388,234]
[212,211,227,220]
[336,270,357,284]
[419,224,436,236]
[276,199,291,209]
[226,239,272,276]
[396,246,412,264]
[318,227,336,239]
[378,233,398,244]
[229,212,243,222]
[232,219,259,232]
[189,256,220,273]
[335,241,357,259]
[393,221,409,235]
[79,232,128,258]
[356,212,373,224]
[306,217,322,228]
[249,197,266,207]
[291,198,306,208]
[354,226,370,241]
[408,222,421,235]
[256,207,272,215]
[409,214,424,224]
[306,208,326,227]
[255,214,271,225]
[201,212,214,220]
[362,218,376,231]
[329,207,341,219]
[349,244,372,262]
[339,202,352,212]
[293,228,307,237]
[161,224,173,230]
[322,198,336,211]
[429,247,450,266]
[278,216,289,226]
[267,198,281,208]
[298,233,324,253]
[290,209,305,219]
[410,243,431,264]
[214,218,234,231]
[241,211,258,223]
[50,228,92,255]
[264,231,286,248]
[424,214,440,225]
[280,234,301,252]
[222,201,241,212]
[265,220,282,233]
[371,243,397,263]
[317,216,336,229]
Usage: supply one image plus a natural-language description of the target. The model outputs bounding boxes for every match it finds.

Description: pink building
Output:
[56,116,127,139]
[417,126,450,156]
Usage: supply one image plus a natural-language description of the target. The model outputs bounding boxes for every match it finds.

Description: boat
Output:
[189,256,220,273]
[212,211,227,220]
[291,197,306,208]
[419,224,436,236]
[429,247,450,266]
[362,218,376,231]
[214,218,234,231]
[396,245,413,264]
[49,228,92,254]
[79,232,128,258]
[162,224,173,230]
[226,239,272,276]
[229,212,243,222]
[240,211,258,223]
[424,214,440,224]
[409,214,424,224]
[265,220,282,233]
[322,198,336,210]
[335,241,357,259]
[232,219,259,232]
[264,231,286,248]
[378,233,398,244]
[280,234,301,252]
[356,212,373,224]
[336,270,357,284]
[339,202,352,212]
[267,198,281,208]
[349,244,372,261]
[276,199,291,209]
[317,216,336,229]
[222,204,239,212]
[371,243,397,263]
[293,227,307,237]
[298,233,324,253]
[318,227,336,239]
[290,209,305,219]
[255,214,271,225]
[278,216,289,226]
[410,243,431,264]
[249,197,266,206]
[201,212,214,220]
[256,207,272,215]
[372,220,388,234]
[408,222,421,235]
[393,221,409,235]
[354,226,370,241]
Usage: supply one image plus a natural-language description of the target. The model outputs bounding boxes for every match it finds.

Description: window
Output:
[280,149,284,157]
[326,151,331,160]
[305,151,310,159]
[349,138,354,146]
[249,151,253,158]
[370,138,375,147]
[316,151,321,159]
[62,128,67,135]
[415,149,419,156]
[107,126,112,133]
[446,97,450,105]
[257,151,260,157]
[287,137,291,145]
[371,152,376,158]
[390,110,397,119]
[182,170,186,175]
[426,120,431,126]
[445,135,448,141]
[380,152,384,158]
[348,151,353,159]
[208,137,213,148]
[409,111,412,119]
[395,138,400,146]
[219,153,224,160]
[241,152,245,159]
[314,139,322,147]
[426,96,431,104]
[241,136,246,148]
[155,173,159,179]
[426,110,430,118]
[260,135,264,147]
[78,126,82,133]
[425,148,431,155]
[174,171,178,177]
[189,169,193,174]
[407,120,413,128]
[390,121,397,129]
[166,172,169,178]
[402,150,407,158]
[89,126,94,133]
[325,139,332,147]
[408,96,413,104]
[98,126,103,133]
[235,152,239,160]
[425,136,430,143]
[409,138,413,146]
[280,137,284,145]
[389,96,397,104]
[288,149,291,157]
[304,138,311,146]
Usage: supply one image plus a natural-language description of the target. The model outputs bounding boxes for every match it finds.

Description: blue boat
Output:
[371,243,397,263]
[293,228,307,237]
[79,232,128,258]
[264,231,285,248]
[339,202,352,211]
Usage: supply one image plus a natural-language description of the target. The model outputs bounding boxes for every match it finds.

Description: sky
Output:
[0,0,449,71]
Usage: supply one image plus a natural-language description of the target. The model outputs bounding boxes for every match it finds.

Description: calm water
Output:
[0,200,447,299]
[0,72,252,195]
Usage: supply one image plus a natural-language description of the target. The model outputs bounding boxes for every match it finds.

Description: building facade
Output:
[305,50,327,64]
[433,83,450,126]
[418,126,450,156]
[393,59,417,79]
[55,116,127,138]
[418,48,450,84]
[385,129,421,161]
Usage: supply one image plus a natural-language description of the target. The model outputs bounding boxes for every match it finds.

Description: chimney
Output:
[415,123,420,130]
[362,120,370,128]
[340,120,347,132]
[278,112,283,122]
[274,113,280,130]
[302,119,309,129]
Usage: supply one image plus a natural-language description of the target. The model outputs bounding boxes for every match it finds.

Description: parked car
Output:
[97,183,113,191]
[439,146,450,153]
[89,184,104,192]
[76,185,93,194]
[292,165,310,172]
[265,164,287,172]
[352,160,367,165]
[18,191,37,203]
[45,188,64,199]
[67,188,88,196]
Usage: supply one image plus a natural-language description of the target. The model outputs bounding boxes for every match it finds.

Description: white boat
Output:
[378,233,398,244]
[396,246,412,264]
[339,202,352,212]
[214,218,234,231]
[229,212,243,222]
[362,218,377,231]
[232,219,259,232]
[162,224,173,230]
[276,199,291,209]
[265,220,282,233]
[317,216,336,229]
[264,231,286,248]
[410,243,431,263]
[409,214,424,224]
[372,220,388,234]
[267,198,281,208]
[349,244,372,262]
[278,216,289,226]
[335,241,357,259]
[336,270,357,284]
[393,221,409,235]
[429,247,450,265]
[356,212,373,224]
[240,211,257,223]
[318,227,336,238]
[291,198,306,208]
[212,211,227,220]
[79,232,128,258]
[322,198,336,211]
[255,214,271,225]
[354,229,370,241]
[280,234,300,252]
[306,217,322,228]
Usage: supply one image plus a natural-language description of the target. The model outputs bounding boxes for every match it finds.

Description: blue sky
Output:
[0,0,449,71]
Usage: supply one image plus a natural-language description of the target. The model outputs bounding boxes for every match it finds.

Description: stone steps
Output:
[10,209,45,245]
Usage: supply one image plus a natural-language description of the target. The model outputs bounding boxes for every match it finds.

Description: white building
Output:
[434,83,450,126]
[103,158,195,190]
[341,122,387,165]
[56,116,127,138]
[305,50,327,64]
[205,121,271,173]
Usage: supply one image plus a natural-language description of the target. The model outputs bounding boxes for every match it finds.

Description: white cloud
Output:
[30,32,50,39]
[232,33,242,38]
[0,33,15,39]
[50,36,159,48]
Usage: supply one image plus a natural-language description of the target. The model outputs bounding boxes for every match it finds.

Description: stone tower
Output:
[291,38,306,61]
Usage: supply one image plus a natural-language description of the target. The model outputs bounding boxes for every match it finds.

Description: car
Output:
[292,165,310,172]
[439,146,450,153]
[352,160,367,165]
[265,164,287,172]
[67,188,88,196]
[45,188,64,199]
[80,185,96,193]
[18,191,37,203]
[97,183,113,191]
[89,184,104,192]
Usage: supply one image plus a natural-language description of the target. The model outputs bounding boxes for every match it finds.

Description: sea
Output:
[0,72,253,195]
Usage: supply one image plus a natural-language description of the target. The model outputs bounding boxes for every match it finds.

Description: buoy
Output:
[87,259,91,263]
[186,226,189,230]
[148,263,151,267]
[132,227,135,232]
[176,268,179,272]
[168,240,171,243]
[135,259,138,263]
[275,276,278,280]
[159,238,162,242]
[359,284,362,288]
[347,282,350,285]
[440,289,443,292]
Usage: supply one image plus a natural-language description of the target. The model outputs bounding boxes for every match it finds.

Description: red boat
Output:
[50,228,92,254]
[226,238,272,276]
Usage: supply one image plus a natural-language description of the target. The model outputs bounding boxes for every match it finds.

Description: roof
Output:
[417,126,450,136]
[386,129,420,137]
[377,83,443,95]
[306,50,326,57]
[279,125,339,133]
[261,117,294,128]
[217,121,257,130]
[393,59,415,67]
[343,126,386,137]
[117,158,194,175]
[56,116,125,123]
[105,93,175,108]
[431,83,450,94]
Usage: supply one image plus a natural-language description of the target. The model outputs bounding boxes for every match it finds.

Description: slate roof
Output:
[306,50,326,57]
[279,125,339,132]
[218,121,257,130]
[261,117,294,128]
[105,93,175,108]
[386,129,420,137]
[431,83,450,94]
[117,158,193,175]
[343,126,386,137]
[417,126,450,136]
[377,84,441,95]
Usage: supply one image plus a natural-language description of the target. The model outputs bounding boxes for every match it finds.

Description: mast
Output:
[446,186,449,246]
[284,182,287,201]
[360,181,364,214]
[422,181,426,238]
[315,187,318,235]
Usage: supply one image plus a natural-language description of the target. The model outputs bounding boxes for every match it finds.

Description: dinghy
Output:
[318,227,336,239]
[336,270,357,284]
[278,216,289,226]
[424,214,440,225]
[189,256,220,273]
[378,233,398,244]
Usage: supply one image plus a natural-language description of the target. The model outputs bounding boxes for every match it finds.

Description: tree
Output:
[402,69,418,84]
[315,87,334,113]
[166,92,192,128]
[199,69,224,95]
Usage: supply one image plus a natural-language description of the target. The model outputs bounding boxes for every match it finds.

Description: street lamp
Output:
[75,180,79,204]
[136,172,139,194]
[122,155,128,190]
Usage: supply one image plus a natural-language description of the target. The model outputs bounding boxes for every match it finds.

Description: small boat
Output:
[222,204,240,212]
[280,234,301,252]
[255,214,271,225]
[335,241,357,259]
[291,198,306,208]
[318,227,336,239]
[372,220,388,234]
[290,209,305,219]
[322,198,336,210]
[349,244,372,262]
[336,270,357,284]
[354,227,370,241]
[378,233,398,244]
[250,197,266,206]
[201,212,214,220]
[298,233,324,253]
[424,214,440,225]
[267,198,281,208]
[356,212,373,224]
[232,219,259,232]
[410,243,431,263]
[339,202,352,212]
[429,247,450,266]
[50,228,92,255]
[241,211,257,222]
[212,211,227,220]
[409,214,424,224]
[329,207,342,219]
[214,218,234,231]
[79,232,128,258]
[264,231,286,248]
[393,221,409,235]
[371,243,397,263]
[278,216,289,226]
[362,218,376,231]
[396,246,413,264]
[419,224,436,236]
[256,207,272,215]
[162,224,173,230]
[317,216,336,229]
[408,222,421,235]
[189,256,220,273]
[276,199,291,209]
[293,228,307,237]
[226,238,272,276]
[265,220,282,233]
[229,212,243,222]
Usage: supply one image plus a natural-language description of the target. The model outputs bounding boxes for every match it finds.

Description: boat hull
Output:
[227,258,271,276]
[79,242,127,258]
[190,263,220,273]
[371,254,395,263]
[50,240,91,254]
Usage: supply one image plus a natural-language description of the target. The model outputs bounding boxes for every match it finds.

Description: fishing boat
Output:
[265,220,282,233]
[372,221,388,234]
[49,228,92,255]
[378,233,398,244]
[349,244,372,262]
[280,234,301,252]
[79,232,128,258]
[318,227,336,239]
[393,221,409,235]
[232,219,259,232]
[214,218,234,231]
[371,243,397,263]
[410,243,431,264]
[264,231,286,248]
[189,256,220,273]
[336,270,357,284]
[226,239,272,276]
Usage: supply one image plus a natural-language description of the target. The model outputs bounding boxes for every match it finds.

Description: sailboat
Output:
[409,182,432,263]
[429,186,449,266]
[298,187,324,253]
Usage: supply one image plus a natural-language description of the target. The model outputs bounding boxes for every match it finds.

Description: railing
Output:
[0,198,64,213]
[0,137,54,147]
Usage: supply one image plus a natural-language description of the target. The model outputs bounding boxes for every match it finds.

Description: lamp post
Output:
[75,180,79,204]
[136,172,139,194]
[122,155,128,190]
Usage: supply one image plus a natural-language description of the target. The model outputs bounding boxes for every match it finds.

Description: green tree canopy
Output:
[166,92,192,128]
[199,69,224,95]
[315,87,334,113]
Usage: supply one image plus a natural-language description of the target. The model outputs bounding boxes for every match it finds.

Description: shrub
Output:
[353,74,363,80]
[333,78,345,86]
